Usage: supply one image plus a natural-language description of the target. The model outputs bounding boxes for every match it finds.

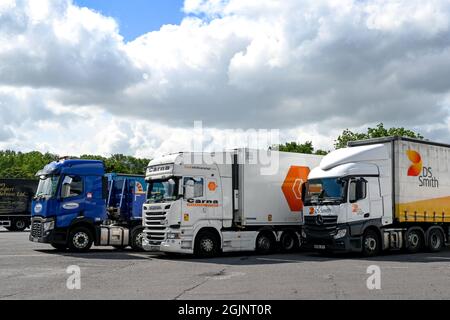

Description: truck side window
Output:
[183,177,204,198]
[61,175,83,199]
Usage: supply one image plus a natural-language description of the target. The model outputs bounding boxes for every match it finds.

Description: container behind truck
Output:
[29,159,147,252]
[142,149,323,257]
[303,136,450,256]
[0,179,38,231]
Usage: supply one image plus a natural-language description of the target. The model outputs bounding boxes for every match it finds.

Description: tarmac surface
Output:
[1,228,450,300]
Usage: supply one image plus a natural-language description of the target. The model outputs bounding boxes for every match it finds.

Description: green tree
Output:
[274,141,329,155]
[334,123,424,149]
[0,151,150,179]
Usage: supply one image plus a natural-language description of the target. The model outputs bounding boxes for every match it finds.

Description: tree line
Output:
[274,123,423,155]
[0,152,150,179]
[0,123,424,179]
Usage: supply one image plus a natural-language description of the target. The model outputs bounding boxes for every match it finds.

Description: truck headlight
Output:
[334,229,347,240]
[167,232,181,240]
[43,221,55,232]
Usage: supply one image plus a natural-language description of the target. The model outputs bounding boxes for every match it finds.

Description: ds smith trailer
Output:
[303,136,450,256]
[142,149,322,257]
[29,159,147,252]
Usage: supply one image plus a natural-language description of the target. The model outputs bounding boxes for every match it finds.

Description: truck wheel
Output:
[51,243,67,251]
[13,219,27,232]
[256,232,275,255]
[405,229,424,253]
[280,231,299,253]
[68,227,93,252]
[194,231,220,258]
[427,229,444,253]
[362,229,380,257]
[130,227,145,252]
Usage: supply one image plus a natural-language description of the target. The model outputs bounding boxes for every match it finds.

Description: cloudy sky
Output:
[1,0,450,158]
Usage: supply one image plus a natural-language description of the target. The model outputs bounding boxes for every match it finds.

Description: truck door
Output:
[57,175,85,228]
[347,178,371,223]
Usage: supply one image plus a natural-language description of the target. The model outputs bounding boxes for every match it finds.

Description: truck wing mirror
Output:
[349,179,367,203]
[102,177,109,200]
[301,182,307,203]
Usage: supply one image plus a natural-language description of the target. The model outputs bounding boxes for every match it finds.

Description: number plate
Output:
[314,245,326,250]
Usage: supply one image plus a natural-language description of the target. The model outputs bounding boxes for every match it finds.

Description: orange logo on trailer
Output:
[407,150,423,177]
[281,166,310,212]
[208,182,217,192]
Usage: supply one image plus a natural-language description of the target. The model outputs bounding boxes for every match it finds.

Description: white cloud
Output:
[1,0,450,158]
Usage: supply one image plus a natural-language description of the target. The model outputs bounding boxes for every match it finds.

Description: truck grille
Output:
[143,205,169,246]
[304,215,338,237]
[31,220,43,238]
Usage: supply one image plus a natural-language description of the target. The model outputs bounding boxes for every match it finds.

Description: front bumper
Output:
[29,218,66,245]
[304,225,363,253]
[160,239,194,254]
[142,238,161,252]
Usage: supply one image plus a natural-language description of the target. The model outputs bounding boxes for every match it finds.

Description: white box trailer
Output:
[142,149,323,256]
[303,136,450,256]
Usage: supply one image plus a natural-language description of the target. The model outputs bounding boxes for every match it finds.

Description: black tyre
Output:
[68,227,93,252]
[362,229,380,257]
[427,229,444,253]
[194,231,220,258]
[256,232,275,255]
[51,243,67,251]
[130,227,145,252]
[280,231,299,253]
[405,229,424,253]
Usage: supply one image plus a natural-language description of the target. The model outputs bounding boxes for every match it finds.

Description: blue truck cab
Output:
[29,159,147,252]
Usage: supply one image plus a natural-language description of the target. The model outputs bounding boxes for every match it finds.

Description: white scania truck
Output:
[303,136,450,256]
[142,149,322,257]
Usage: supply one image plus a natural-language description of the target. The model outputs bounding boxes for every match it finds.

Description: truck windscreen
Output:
[147,178,179,203]
[305,178,347,205]
[35,176,59,199]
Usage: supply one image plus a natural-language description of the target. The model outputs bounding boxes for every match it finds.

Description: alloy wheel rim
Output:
[365,237,377,251]
[431,234,441,248]
[408,233,420,248]
[135,232,145,248]
[73,232,89,249]
[16,220,25,229]
[201,238,214,252]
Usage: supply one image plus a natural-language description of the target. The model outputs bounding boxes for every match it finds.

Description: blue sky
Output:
[74,0,185,41]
